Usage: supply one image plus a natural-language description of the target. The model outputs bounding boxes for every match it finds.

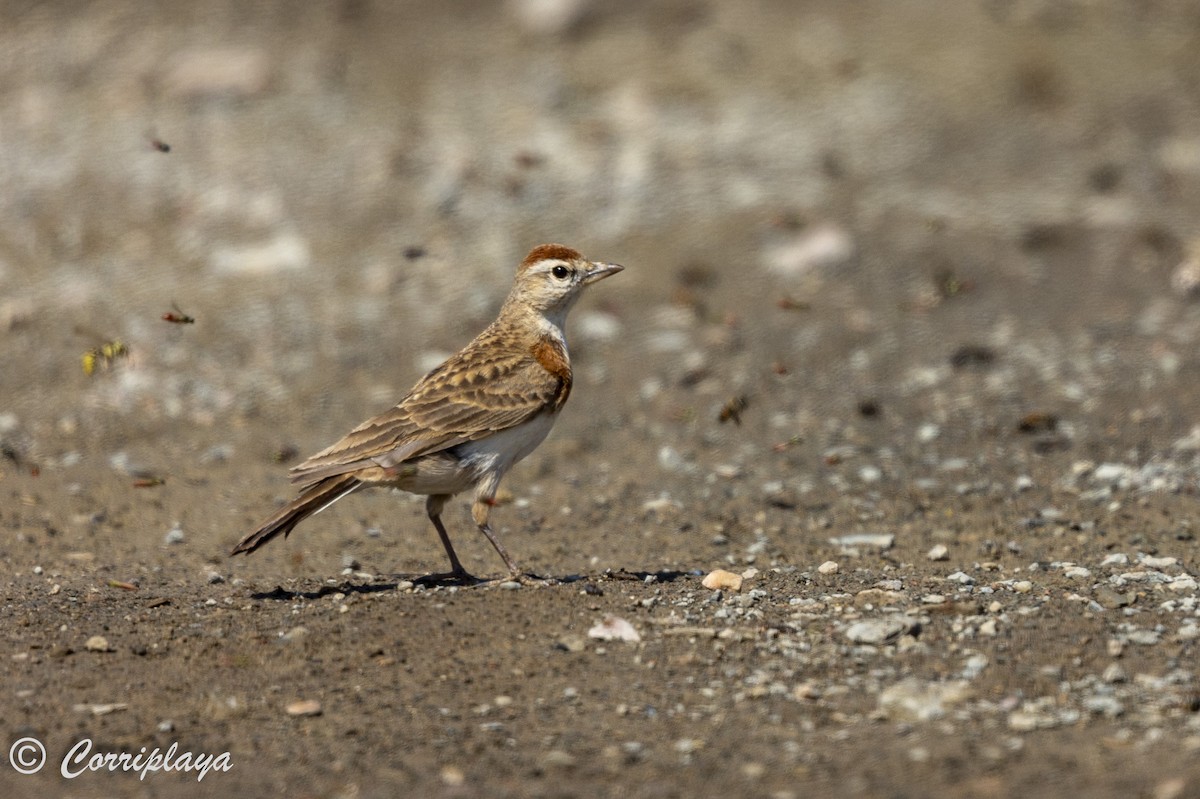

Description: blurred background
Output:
[3,0,1200,550]
[7,6,1200,794]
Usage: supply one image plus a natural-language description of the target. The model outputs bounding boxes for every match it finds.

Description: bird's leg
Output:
[471,494,524,579]
[420,494,479,584]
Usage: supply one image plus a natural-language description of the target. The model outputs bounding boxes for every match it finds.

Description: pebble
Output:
[878,678,972,722]
[1012,581,1033,593]
[1082,695,1124,717]
[828,533,895,550]
[642,495,682,516]
[1094,587,1135,608]
[162,46,273,99]
[1126,629,1161,645]
[587,616,641,643]
[1007,702,1079,731]
[961,654,989,679]
[1102,663,1127,683]
[286,699,323,717]
[210,232,311,276]
[75,703,127,716]
[763,224,855,277]
[926,544,949,561]
[1092,462,1134,483]
[742,761,767,779]
[844,617,912,645]
[817,561,839,575]
[540,749,577,768]
[85,635,111,652]
[854,588,906,606]
[498,581,522,591]
[556,635,586,653]
[858,465,882,483]
[701,569,743,592]
[163,525,185,545]
[440,766,465,786]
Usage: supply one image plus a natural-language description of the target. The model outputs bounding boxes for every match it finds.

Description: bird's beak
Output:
[583,261,624,285]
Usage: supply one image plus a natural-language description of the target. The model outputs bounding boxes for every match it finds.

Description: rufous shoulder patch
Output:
[531,336,573,410]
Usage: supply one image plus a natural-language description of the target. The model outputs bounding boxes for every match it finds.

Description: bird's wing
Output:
[288,344,567,485]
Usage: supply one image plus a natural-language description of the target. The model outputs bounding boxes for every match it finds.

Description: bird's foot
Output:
[413,569,485,587]
[489,570,553,587]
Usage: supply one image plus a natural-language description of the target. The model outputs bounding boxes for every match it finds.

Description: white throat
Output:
[537,307,569,347]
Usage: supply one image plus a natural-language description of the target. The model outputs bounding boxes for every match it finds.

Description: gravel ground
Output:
[4,1,1200,797]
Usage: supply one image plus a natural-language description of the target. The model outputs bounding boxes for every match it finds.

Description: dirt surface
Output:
[5,1,1200,797]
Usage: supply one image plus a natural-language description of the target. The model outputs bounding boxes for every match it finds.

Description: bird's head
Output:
[505,243,623,319]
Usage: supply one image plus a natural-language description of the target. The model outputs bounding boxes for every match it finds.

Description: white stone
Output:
[916,423,940,443]
[701,569,743,592]
[844,618,911,645]
[828,533,895,550]
[587,615,641,643]
[878,678,972,722]
[84,635,111,652]
[763,224,855,278]
[286,699,322,717]
[210,232,311,276]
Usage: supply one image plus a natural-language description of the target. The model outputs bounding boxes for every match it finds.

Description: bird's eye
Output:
[551,265,570,280]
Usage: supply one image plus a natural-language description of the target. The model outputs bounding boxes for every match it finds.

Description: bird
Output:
[231,243,623,583]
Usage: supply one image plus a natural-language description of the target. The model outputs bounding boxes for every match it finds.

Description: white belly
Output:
[453,411,558,479]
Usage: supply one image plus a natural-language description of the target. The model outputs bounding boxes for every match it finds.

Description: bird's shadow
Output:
[247,567,694,601]
[249,582,399,601]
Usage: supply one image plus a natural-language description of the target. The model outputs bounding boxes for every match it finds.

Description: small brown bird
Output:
[231,244,623,582]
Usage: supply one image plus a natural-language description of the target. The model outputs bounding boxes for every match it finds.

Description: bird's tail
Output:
[231,474,362,555]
